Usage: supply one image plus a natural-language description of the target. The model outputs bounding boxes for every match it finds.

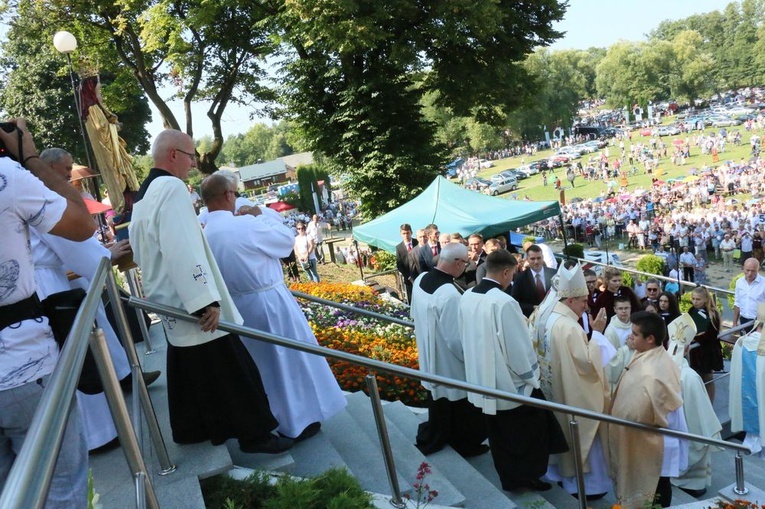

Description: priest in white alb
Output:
[200,173,346,441]
[410,242,487,456]
[729,302,765,458]
[460,249,567,492]
[667,313,722,498]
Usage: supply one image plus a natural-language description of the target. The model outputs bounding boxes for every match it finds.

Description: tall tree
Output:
[275,0,565,218]
[0,0,151,162]
[13,0,277,173]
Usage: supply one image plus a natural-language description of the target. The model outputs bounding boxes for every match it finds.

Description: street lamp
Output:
[53,30,95,171]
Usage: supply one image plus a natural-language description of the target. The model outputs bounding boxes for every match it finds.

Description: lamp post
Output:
[53,30,95,171]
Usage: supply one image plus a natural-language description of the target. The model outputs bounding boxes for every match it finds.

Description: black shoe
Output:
[526,479,552,492]
[678,486,707,498]
[239,434,294,454]
[120,370,161,392]
[455,444,490,458]
[296,422,322,442]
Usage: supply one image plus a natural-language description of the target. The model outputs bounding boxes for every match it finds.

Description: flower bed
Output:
[291,282,428,406]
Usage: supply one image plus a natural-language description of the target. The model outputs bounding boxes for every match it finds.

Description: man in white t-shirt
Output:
[0,119,96,508]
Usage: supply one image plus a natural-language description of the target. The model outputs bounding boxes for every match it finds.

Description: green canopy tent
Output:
[352,176,562,252]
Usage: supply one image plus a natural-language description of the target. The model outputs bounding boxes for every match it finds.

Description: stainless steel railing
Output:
[569,254,735,295]
[128,294,753,509]
[0,257,173,509]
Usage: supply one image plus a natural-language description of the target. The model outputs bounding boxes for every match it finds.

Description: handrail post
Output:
[89,328,160,509]
[135,471,147,509]
[105,269,176,474]
[125,267,156,354]
[568,416,588,509]
[734,451,749,495]
[364,374,406,509]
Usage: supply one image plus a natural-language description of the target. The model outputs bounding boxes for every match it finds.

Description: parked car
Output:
[548,154,572,166]
[477,159,494,169]
[516,165,539,179]
[464,177,491,191]
[710,116,741,127]
[656,125,681,136]
[488,175,519,196]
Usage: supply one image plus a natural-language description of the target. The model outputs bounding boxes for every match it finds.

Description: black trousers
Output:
[485,389,568,491]
[416,397,487,456]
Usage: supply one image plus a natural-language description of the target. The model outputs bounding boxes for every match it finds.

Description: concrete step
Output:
[344,392,466,507]
[284,428,349,479]
[321,398,409,496]
[463,452,559,509]
[382,400,516,509]
[90,324,233,508]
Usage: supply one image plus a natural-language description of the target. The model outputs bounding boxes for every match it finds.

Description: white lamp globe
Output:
[53,31,78,54]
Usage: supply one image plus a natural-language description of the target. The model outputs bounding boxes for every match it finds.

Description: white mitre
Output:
[554,262,588,299]
[667,313,696,366]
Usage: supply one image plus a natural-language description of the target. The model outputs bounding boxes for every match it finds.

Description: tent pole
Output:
[559,213,569,259]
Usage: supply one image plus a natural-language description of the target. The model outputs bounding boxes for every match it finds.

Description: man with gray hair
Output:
[130,130,290,454]
[410,242,487,456]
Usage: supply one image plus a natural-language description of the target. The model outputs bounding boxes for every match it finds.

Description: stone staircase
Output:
[91,324,765,508]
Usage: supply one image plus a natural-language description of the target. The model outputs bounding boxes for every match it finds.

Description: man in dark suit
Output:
[464,233,486,287]
[395,223,418,303]
[510,244,556,317]
[416,223,441,275]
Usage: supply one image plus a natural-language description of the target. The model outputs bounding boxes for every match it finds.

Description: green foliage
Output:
[201,469,373,509]
[200,470,277,509]
[595,31,716,107]
[523,235,537,246]
[635,255,665,282]
[221,122,298,167]
[562,243,584,259]
[276,0,567,219]
[0,0,151,162]
[729,272,745,308]
[622,272,634,290]
[372,250,396,272]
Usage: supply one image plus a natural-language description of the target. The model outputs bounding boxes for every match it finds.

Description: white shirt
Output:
[0,160,67,390]
[734,274,765,320]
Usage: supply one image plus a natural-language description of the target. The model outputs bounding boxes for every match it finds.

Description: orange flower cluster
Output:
[292,282,429,405]
[708,501,765,509]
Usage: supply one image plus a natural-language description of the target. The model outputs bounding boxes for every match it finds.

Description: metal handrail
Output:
[291,290,414,327]
[0,257,165,509]
[569,255,735,295]
[127,296,750,454]
[0,258,110,509]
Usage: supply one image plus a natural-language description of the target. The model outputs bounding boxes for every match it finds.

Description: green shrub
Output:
[200,470,276,509]
[622,272,634,289]
[523,235,536,246]
[635,255,664,281]
[728,272,744,308]
[562,243,584,259]
[201,468,373,509]
[371,250,396,272]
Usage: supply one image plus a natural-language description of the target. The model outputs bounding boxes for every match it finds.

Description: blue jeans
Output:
[0,375,88,508]
[301,258,320,283]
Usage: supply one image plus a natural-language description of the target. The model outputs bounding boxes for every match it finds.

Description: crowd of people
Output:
[0,124,350,507]
[399,222,765,507]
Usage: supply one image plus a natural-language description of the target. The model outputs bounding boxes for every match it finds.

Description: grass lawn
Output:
[464,120,756,203]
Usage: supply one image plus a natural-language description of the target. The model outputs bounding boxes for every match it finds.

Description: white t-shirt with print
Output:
[0,159,66,391]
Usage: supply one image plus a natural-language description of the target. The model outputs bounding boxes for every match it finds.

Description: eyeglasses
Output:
[175,148,196,159]
[647,287,659,292]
